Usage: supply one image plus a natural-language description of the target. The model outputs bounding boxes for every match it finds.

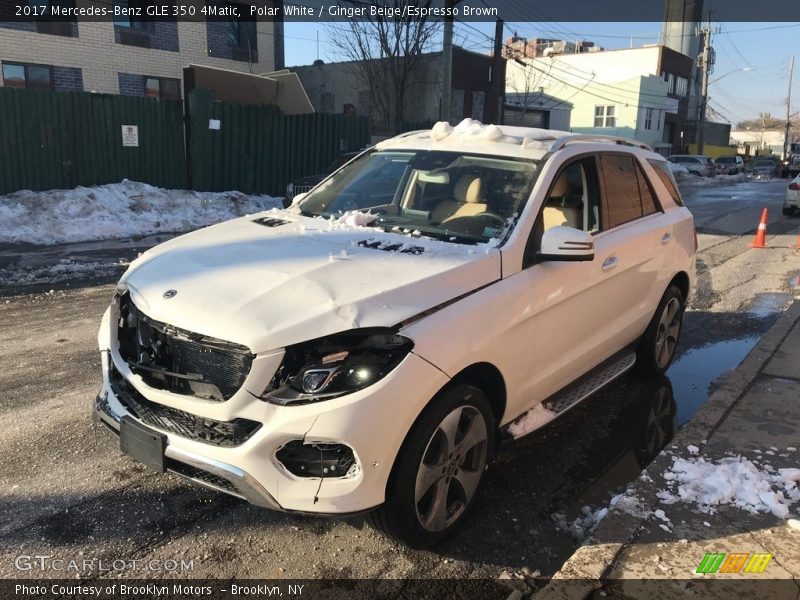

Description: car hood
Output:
[119,210,501,353]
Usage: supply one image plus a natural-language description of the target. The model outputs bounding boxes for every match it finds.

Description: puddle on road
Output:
[667,336,759,426]
[746,292,794,318]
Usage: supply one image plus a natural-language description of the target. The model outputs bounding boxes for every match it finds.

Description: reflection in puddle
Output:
[667,336,759,426]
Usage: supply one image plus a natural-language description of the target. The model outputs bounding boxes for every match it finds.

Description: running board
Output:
[504,351,637,440]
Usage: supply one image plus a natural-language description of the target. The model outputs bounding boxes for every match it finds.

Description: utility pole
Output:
[441,0,456,122]
[697,13,713,154]
[486,18,505,124]
[784,56,794,159]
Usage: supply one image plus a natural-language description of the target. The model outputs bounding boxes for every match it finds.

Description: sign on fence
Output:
[121,125,139,147]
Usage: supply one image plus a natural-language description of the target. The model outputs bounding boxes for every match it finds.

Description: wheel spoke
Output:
[437,406,462,456]
[415,461,443,501]
[453,467,482,501]
[454,413,487,458]
[422,479,450,531]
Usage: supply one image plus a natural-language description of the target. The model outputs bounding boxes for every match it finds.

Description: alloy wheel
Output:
[414,405,488,532]
[655,297,682,369]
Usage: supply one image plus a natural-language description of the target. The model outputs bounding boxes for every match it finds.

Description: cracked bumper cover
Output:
[96,306,449,514]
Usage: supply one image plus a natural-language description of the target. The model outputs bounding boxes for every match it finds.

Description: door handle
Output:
[601,255,618,271]
[661,232,673,244]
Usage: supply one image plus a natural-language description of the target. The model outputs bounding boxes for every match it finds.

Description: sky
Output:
[284,20,800,126]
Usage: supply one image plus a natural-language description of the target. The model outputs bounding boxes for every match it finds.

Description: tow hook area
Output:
[276,441,357,478]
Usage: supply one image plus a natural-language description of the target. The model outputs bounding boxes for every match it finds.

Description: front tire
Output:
[368,384,495,548]
[636,285,685,378]
[783,206,796,217]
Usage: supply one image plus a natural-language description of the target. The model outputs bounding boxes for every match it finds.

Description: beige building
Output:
[0,1,282,98]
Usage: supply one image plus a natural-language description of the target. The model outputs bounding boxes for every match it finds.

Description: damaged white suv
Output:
[97,121,696,548]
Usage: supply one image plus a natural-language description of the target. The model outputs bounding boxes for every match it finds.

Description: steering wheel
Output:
[481,212,508,228]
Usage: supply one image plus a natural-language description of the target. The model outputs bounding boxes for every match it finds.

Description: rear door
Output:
[591,152,672,355]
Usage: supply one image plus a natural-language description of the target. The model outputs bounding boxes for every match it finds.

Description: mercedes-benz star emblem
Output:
[163,289,177,299]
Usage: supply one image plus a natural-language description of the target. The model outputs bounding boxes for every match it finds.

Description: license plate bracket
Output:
[120,416,166,473]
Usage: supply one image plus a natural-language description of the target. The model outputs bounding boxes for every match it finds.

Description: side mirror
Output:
[538,226,595,262]
[291,192,308,205]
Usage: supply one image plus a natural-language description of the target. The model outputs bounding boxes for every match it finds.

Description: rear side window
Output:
[648,159,684,206]
[599,153,665,229]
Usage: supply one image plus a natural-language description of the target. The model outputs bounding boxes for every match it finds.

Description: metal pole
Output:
[441,0,455,122]
[784,56,794,160]
[697,14,711,154]
[488,18,504,124]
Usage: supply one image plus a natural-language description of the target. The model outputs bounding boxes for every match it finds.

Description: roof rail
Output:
[551,135,652,152]
[394,129,429,139]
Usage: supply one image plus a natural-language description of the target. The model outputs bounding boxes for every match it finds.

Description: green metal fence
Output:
[187,89,371,196]
[0,87,186,195]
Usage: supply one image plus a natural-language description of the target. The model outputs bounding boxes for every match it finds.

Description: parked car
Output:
[750,156,782,179]
[284,152,361,207]
[785,174,800,216]
[96,124,696,548]
[781,142,800,178]
[667,154,716,177]
[714,155,745,175]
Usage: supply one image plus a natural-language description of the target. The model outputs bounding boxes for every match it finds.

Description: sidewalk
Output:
[538,301,800,599]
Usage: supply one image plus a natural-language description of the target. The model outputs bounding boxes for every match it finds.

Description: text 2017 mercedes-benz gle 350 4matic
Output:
[96,120,696,548]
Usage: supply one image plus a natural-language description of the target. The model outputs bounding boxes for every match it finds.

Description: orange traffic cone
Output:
[750,208,768,248]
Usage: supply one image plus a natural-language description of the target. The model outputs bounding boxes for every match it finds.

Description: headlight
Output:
[261,329,414,405]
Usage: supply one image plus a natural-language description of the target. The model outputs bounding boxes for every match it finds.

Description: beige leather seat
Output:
[543,172,582,230]
[431,174,488,223]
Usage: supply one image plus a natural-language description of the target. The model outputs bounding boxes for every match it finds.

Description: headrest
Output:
[550,173,573,198]
[454,174,483,204]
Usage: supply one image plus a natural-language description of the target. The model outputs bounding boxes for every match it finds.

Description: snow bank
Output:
[0,258,130,286]
[552,491,647,542]
[667,162,689,175]
[658,455,800,519]
[675,172,748,187]
[0,180,282,245]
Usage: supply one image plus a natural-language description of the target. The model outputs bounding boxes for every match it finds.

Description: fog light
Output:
[276,441,356,478]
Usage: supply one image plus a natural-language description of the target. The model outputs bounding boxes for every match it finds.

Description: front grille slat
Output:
[116,294,252,401]
[109,364,261,447]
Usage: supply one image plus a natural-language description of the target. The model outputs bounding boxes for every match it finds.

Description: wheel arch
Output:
[669,271,691,301]
[447,362,507,427]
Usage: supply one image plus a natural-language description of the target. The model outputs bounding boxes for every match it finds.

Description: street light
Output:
[709,67,754,85]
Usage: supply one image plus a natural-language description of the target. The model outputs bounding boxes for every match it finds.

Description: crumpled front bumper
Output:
[96,306,449,514]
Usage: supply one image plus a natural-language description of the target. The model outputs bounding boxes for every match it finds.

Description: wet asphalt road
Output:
[1,178,799,585]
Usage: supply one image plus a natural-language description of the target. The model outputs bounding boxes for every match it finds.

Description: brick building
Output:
[0,0,283,99]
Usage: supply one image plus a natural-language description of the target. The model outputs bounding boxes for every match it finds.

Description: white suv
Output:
[96,121,696,548]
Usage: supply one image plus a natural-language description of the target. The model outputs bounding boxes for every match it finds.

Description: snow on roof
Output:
[376,118,619,158]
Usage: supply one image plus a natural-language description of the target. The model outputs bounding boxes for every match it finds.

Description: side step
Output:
[505,351,637,440]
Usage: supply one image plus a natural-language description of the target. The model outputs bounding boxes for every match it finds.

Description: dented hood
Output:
[119,211,501,353]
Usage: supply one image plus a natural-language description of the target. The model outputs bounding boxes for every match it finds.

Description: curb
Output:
[535,300,800,599]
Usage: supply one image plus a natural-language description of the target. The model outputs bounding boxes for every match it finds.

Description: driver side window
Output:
[524,155,601,268]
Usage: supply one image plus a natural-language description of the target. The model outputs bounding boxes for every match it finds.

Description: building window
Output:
[144,77,181,100]
[675,76,688,97]
[2,62,53,91]
[594,105,616,128]
[644,107,653,130]
[114,0,155,32]
[226,2,256,51]
[30,0,78,36]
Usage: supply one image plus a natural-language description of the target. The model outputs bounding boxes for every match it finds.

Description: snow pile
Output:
[430,118,505,143]
[0,180,282,245]
[658,455,800,519]
[675,172,748,187]
[552,491,648,542]
[667,162,689,175]
[508,403,557,438]
[326,210,379,228]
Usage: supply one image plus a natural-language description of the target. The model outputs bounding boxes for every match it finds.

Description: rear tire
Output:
[367,384,495,549]
[636,285,685,378]
[783,206,796,217]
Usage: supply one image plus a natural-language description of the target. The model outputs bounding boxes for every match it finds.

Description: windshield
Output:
[717,157,734,164]
[754,160,773,167]
[297,149,540,244]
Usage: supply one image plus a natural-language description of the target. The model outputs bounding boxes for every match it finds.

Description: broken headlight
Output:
[261,329,413,405]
